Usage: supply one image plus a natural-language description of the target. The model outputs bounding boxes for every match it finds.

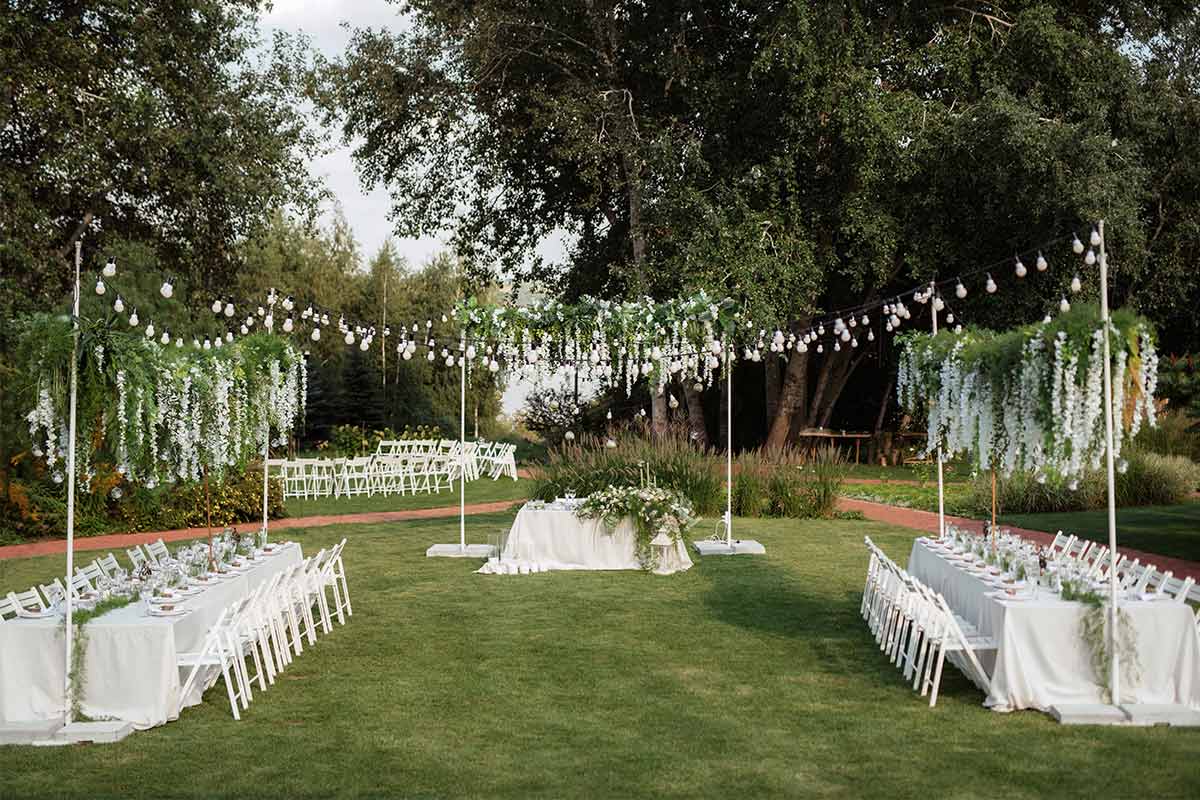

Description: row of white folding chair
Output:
[179,539,352,720]
[335,456,374,497]
[862,537,996,706]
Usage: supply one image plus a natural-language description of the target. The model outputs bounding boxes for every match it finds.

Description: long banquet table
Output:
[0,542,302,729]
[908,538,1200,711]
[478,505,693,575]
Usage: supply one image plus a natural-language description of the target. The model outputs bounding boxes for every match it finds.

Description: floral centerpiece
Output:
[579,484,699,570]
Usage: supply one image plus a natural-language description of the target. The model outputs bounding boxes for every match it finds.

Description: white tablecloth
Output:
[908,539,1200,711]
[0,542,301,728]
[478,507,693,575]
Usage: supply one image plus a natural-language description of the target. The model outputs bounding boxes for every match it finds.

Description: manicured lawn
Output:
[1003,501,1200,563]
[2,514,1197,798]
[841,482,977,516]
[843,462,970,483]
[283,476,530,518]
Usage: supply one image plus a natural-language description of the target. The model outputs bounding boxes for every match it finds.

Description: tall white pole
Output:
[460,336,467,553]
[931,282,945,538]
[261,432,270,538]
[726,342,733,548]
[1098,220,1120,706]
[63,238,82,722]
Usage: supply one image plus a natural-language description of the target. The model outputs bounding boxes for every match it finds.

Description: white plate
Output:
[16,608,58,619]
[148,607,188,617]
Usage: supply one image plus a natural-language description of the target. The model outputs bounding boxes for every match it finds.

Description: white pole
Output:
[1098,220,1120,706]
[460,336,466,553]
[63,238,82,722]
[726,342,733,548]
[931,282,945,538]
[261,432,269,539]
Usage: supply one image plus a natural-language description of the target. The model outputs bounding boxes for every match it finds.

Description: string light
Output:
[955,280,967,299]
[102,258,117,278]
[1084,248,1096,266]
[1060,297,1071,313]
[129,310,139,327]
[159,279,173,299]
[1072,234,1084,254]
[1090,227,1101,246]
[1014,257,1026,278]
[1036,252,1048,272]
[985,274,997,293]
[1071,274,1082,293]
[94,278,106,296]
[113,296,124,314]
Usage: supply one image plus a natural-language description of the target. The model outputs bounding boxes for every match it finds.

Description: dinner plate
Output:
[16,608,58,619]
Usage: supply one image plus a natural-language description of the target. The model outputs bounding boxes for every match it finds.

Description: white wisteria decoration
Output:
[897,304,1157,481]
[20,314,305,489]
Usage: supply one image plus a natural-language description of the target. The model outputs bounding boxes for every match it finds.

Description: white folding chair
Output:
[1168,576,1196,604]
[127,545,149,570]
[69,571,95,599]
[8,587,46,612]
[39,578,67,607]
[96,553,122,578]
[178,608,250,721]
[147,539,170,564]
[923,594,997,707]
[318,538,352,627]
[0,594,19,621]
[77,562,104,585]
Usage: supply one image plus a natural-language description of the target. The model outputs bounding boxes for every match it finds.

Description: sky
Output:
[260,0,571,414]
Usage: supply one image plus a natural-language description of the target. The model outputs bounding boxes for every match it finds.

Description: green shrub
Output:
[1116,451,1200,506]
[1134,408,1200,463]
[732,469,767,517]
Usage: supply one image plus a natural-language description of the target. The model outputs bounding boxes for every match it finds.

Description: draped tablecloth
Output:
[0,542,301,728]
[908,539,1200,711]
[478,507,693,575]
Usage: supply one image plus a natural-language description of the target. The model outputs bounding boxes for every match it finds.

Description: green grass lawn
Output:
[283,476,531,518]
[2,513,1197,799]
[842,462,970,483]
[1003,501,1200,563]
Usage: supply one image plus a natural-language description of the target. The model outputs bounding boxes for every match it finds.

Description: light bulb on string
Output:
[851,338,859,348]
[257,306,265,317]
[848,317,857,328]
[833,341,841,352]
[102,258,116,277]
[224,301,234,317]
[160,330,170,345]
[145,322,155,338]
[946,313,954,324]
[1072,234,1084,254]
[1036,251,1048,271]
[175,339,182,349]
[94,277,106,295]
[283,295,294,312]
[160,279,173,299]
[192,338,200,349]
[311,328,321,342]
[282,317,294,333]
[867,329,875,342]
[226,331,234,342]
[1070,274,1082,293]
[129,310,139,327]
[344,331,355,345]
[361,339,371,352]
[985,274,997,293]
[203,338,211,351]
[211,298,223,314]
[240,324,249,335]
[955,280,967,299]
[264,314,274,332]
[214,337,222,349]
[816,344,824,353]
[1084,248,1096,266]
[1060,297,1071,313]
[840,329,851,342]
[933,296,945,312]
[113,296,124,314]
[426,351,435,362]
[1090,227,1101,246]
[489,358,499,373]
[1014,257,1027,278]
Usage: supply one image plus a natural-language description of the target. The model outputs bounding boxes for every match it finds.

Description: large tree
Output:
[327,1,1200,448]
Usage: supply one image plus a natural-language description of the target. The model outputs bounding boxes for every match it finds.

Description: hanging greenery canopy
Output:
[443,291,747,395]
[19,314,306,490]
[896,304,1158,481]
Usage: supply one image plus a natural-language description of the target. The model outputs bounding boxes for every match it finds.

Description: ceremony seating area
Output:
[269,439,519,501]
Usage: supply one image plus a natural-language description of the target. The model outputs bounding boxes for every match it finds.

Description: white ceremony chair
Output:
[922,594,997,707]
[318,538,352,627]
[127,545,150,570]
[39,578,67,607]
[69,571,95,599]
[1150,570,1174,595]
[77,562,104,585]
[253,572,293,673]
[0,595,18,622]
[178,608,250,721]
[8,587,46,613]
[1167,576,1196,604]
[1132,565,1159,593]
[96,552,122,578]
[223,595,270,699]
[276,561,311,656]
[147,539,171,564]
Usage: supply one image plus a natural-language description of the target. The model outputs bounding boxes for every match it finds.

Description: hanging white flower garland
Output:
[896,304,1157,480]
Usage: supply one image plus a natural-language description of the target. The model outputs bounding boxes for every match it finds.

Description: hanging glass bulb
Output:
[851,338,859,348]
[605,438,617,449]
[192,338,200,349]
[985,274,997,293]
[946,313,954,324]
[848,317,857,328]
[426,351,435,362]
[160,330,170,345]
[240,324,249,335]
[344,331,355,345]
[816,343,824,353]
[955,281,967,299]
[798,341,808,352]
[214,337,223,349]
[226,331,234,342]
[668,395,679,409]
[1014,257,1027,278]
[175,338,182,349]
[264,314,274,332]
[160,279,173,299]
[817,324,825,336]
[933,296,945,312]
[1090,227,1101,246]
[465,345,477,360]
[833,341,841,352]
[257,306,265,317]
[146,322,155,338]
[113,296,124,313]
[1060,297,1071,313]
[489,358,499,373]
[1070,274,1082,293]
[361,339,371,352]
[203,338,211,351]
[95,277,106,295]
[311,328,321,342]
[1084,248,1096,266]
[867,329,875,342]
[224,301,234,317]
[211,298,223,314]
[1072,234,1084,254]
[129,309,139,326]
[840,329,851,342]
[283,295,294,311]
[282,317,294,333]
[102,258,117,277]
[1036,251,1048,272]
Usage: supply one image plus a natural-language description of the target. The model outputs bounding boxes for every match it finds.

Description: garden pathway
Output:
[0,500,518,561]
[838,496,1200,581]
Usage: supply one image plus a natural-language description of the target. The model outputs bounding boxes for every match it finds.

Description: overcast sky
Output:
[261,0,445,267]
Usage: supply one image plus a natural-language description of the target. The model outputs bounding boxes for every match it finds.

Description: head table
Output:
[478,504,693,575]
[0,542,302,729]
[907,538,1200,711]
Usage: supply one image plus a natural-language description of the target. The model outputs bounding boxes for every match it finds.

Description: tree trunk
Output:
[765,358,780,422]
[682,382,709,449]
[651,390,667,439]
[874,380,893,434]
[765,351,808,449]
[816,351,868,428]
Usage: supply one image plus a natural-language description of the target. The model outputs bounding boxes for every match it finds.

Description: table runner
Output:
[908,539,1200,711]
[0,542,301,728]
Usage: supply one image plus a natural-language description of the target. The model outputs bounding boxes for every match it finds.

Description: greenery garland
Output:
[896,304,1158,480]
[17,314,306,489]
[59,595,136,720]
[579,485,700,570]
[1060,581,1141,703]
